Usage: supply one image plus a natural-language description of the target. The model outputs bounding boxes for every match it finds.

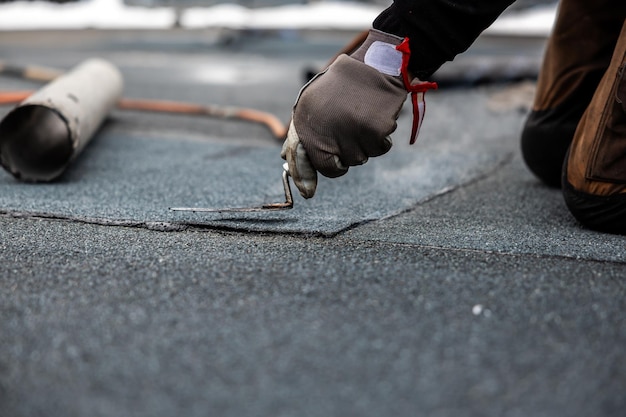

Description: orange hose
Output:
[0,90,30,105]
[0,91,287,141]
[117,98,287,140]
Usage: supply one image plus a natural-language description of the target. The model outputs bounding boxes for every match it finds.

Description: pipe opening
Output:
[0,104,72,182]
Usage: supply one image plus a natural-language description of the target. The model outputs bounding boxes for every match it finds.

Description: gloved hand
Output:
[281,29,437,198]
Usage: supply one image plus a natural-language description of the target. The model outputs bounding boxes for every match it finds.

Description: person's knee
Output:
[521,105,581,188]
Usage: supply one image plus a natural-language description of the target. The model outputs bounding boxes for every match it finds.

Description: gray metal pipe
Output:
[0,58,123,182]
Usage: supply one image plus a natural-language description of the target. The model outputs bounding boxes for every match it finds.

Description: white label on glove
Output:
[364,41,402,77]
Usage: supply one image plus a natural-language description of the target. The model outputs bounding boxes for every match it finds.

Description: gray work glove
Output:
[281,29,437,198]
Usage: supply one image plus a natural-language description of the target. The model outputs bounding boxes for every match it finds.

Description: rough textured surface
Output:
[1,216,625,417]
[0,29,624,417]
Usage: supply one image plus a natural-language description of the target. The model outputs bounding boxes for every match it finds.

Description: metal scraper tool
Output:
[169,164,293,213]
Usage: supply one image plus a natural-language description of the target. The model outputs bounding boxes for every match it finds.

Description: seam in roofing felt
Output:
[334,150,517,236]
[0,209,331,237]
[0,210,189,232]
[364,239,626,268]
[3,207,625,267]
[3,182,626,267]
[0,150,516,238]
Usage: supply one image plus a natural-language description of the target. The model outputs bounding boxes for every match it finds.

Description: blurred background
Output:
[0,0,558,87]
[0,0,557,32]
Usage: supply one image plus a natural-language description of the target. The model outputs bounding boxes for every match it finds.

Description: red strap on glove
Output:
[396,38,438,145]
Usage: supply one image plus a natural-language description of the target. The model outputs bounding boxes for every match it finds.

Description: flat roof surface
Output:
[1,29,624,417]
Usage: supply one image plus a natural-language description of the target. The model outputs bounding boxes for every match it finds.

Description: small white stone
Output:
[472,304,484,315]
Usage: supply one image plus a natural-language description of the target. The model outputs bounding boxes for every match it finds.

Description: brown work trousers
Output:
[520,0,626,233]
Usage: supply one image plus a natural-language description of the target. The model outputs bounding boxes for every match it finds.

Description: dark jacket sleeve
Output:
[373,0,516,78]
